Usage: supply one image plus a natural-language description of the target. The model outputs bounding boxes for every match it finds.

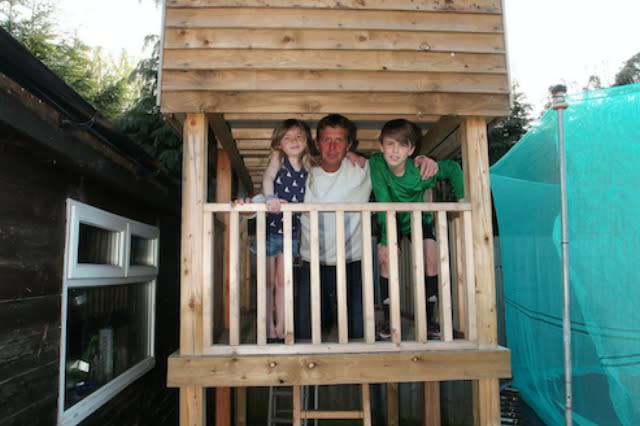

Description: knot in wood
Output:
[307,362,316,369]
[269,361,277,368]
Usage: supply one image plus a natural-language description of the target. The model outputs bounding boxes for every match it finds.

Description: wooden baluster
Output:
[386,211,401,343]
[283,210,295,344]
[310,210,322,344]
[361,211,376,344]
[436,211,453,341]
[229,210,240,346]
[256,211,267,346]
[411,210,427,343]
[462,210,477,341]
[335,210,348,343]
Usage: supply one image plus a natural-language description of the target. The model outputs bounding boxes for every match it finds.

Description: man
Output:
[295,114,437,340]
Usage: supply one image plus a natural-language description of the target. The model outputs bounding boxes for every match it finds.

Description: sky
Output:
[55,0,640,115]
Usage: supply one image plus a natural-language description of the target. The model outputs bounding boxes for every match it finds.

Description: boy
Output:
[369,119,464,340]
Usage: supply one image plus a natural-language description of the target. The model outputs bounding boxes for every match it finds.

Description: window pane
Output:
[130,235,155,266]
[77,223,120,265]
[64,283,151,409]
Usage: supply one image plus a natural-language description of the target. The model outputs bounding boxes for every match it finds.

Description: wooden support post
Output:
[235,388,246,426]
[473,379,500,426]
[423,382,441,426]
[215,148,233,426]
[460,117,500,425]
[216,150,232,329]
[386,383,399,426]
[180,113,208,425]
[181,387,205,426]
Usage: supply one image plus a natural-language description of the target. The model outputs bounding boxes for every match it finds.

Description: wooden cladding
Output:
[165,0,503,13]
[163,29,504,52]
[160,0,511,188]
[161,2,509,112]
[165,9,502,32]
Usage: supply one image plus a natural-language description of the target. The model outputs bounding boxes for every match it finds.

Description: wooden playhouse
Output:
[160,1,511,424]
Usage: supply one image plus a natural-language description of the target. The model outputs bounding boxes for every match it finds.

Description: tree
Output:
[1,0,137,119]
[613,52,640,86]
[583,74,602,91]
[487,83,532,165]
[115,35,182,177]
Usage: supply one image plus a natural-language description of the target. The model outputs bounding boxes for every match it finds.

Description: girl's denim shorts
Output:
[251,232,299,257]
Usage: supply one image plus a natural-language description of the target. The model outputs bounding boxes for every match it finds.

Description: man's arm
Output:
[345,150,367,169]
[437,160,465,200]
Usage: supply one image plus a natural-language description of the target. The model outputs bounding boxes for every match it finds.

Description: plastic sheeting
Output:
[491,83,640,426]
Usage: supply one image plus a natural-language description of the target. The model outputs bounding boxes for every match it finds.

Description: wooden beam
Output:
[473,379,500,426]
[180,113,207,354]
[163,50,506,74]
[167,348,511,387]
[232,127,383,140]
[215,150,232,426]
[165,9,504,33]
[163,112,185,139]
[179,113,208,426]
[162,92,511,117]
[207,112,254,191]
[216,387,231,426]
[386,383,398,426]
[460,117,496,346]
[460,117,501,426]
[423,382,441,426]
[223,113,439,123]
[421,115,462,158]
[165,0,504,13]
[180,387,205,426]
[163,28,505,53]
[162,69,508,94]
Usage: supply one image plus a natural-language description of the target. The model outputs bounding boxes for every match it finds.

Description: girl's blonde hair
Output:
[270,118,315,173]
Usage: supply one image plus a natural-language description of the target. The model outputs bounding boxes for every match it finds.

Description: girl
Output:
[261,119,313,342]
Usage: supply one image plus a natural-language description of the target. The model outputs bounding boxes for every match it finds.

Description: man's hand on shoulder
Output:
[346,151,367,169]
[413,155,438,179]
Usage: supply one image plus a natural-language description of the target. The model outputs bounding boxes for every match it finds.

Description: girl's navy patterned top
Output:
[268,156,307,236]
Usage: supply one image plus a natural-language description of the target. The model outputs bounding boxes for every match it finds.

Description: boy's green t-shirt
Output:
[369,152,464,246]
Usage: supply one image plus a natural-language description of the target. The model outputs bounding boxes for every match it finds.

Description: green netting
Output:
[491,83,640,426]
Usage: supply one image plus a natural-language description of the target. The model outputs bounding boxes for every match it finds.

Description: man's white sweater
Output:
[299,158,372,265]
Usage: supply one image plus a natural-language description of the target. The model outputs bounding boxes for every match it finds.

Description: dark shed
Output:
[0,28,181,425]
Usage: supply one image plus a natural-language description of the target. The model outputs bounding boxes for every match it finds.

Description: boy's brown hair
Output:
[379,119,422,153]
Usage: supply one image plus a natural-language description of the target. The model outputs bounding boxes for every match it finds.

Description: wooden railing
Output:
[201,201,477,356]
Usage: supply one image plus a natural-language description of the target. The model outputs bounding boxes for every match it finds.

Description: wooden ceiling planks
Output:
[160,0,510,189]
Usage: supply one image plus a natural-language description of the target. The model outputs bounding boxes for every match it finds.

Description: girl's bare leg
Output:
[274,252,286,339]
[267,255,277,338]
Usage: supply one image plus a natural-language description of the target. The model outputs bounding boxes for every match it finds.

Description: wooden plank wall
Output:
[0,129,181,425]
[161,0,508,115]
[160,0,511,187]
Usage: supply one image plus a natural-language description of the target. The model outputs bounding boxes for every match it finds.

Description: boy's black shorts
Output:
[377,220,435,243]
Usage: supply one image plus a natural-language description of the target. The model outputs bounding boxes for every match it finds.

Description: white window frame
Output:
[58,199,159,426]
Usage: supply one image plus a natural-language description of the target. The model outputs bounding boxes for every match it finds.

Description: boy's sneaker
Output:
[377,324,391,341]
[427,324,441,340]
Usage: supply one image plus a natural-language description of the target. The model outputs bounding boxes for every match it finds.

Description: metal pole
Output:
[550,84,572,426]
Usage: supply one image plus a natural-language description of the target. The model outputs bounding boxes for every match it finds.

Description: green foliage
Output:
[583,75,602,91]
[115,36,182,177]
[1,0,137,120]
[614,52,640,86]
[487,83,532,165]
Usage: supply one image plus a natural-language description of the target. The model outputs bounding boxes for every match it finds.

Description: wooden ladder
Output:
[292,384,371,426]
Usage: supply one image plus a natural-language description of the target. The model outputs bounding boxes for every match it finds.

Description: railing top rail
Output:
[204,201,471,213]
